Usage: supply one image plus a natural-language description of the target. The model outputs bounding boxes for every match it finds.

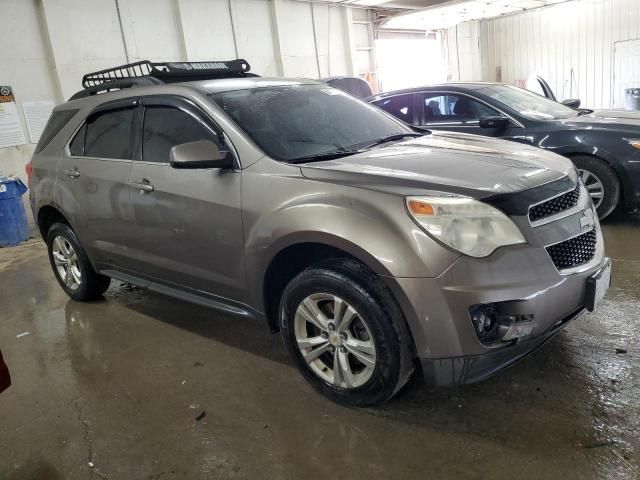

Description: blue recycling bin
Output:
[0,177,29,247]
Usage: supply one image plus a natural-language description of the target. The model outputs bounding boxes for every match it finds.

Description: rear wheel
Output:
[46,223,111,301]
[571,155,620,219]
[280,259,414,406]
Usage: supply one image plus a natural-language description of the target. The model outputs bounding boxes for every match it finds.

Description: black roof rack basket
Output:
[70,59,254,100]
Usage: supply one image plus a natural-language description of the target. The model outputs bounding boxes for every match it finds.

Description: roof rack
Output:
[70,59,254,100]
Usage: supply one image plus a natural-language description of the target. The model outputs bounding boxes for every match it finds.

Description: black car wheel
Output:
[46,222,111,301]
[279,258,415,406]
[571,156,620,220]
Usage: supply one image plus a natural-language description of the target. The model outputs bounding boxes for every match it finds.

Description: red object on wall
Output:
[0,348,10,393]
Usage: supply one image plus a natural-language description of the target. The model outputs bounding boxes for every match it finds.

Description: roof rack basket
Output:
[71,59,253,100]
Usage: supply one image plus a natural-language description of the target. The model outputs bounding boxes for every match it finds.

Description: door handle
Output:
[131,180,154,193]
[65,168,80,179]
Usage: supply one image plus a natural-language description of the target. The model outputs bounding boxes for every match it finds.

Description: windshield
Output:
[476,85,578,120]
[210,84,412,162]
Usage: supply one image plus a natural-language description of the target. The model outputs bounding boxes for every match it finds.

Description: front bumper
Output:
[419,307,585,387]
[389,237,608,387]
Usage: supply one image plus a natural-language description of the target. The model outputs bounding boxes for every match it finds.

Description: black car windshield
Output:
[210,84,413,162]
[476,85,578,120]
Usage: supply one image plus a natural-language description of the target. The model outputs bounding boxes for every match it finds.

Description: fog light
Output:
[470,305,499,340]
[469,303,535,345]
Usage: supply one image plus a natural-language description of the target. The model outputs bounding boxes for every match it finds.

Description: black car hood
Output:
[300,131,575,198]
[555,109,640,133]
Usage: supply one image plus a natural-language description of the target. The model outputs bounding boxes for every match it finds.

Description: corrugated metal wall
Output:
[446,0,640,109]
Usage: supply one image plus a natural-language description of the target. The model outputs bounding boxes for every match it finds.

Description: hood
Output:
[300,131,575,198]
[555,109,640,132]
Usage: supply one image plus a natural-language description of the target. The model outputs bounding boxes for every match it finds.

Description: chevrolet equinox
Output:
[29,60,611,406]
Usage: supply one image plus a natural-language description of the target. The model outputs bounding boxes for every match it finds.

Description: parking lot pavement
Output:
[0,212,638,479]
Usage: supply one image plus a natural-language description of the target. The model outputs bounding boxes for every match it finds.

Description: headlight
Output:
[625,138,640,150]
[406,196,526,257]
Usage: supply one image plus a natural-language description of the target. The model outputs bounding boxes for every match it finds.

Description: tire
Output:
[46,222,111,301]
[279,258,414,406]
[571,155,620,220]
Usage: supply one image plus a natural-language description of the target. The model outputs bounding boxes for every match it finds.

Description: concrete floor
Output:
[0,214,638,480]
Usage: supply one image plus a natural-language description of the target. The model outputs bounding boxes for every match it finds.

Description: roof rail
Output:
[70,59,254,100]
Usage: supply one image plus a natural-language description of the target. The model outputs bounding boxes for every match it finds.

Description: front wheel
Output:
[46,222,111,301]
[280,259,414,406]
[571,155,620,220]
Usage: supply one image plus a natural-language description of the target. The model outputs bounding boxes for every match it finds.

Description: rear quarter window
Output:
[34,109,79,154]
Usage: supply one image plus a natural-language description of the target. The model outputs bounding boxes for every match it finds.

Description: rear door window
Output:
[69,124,86,156]
[372,94,415,124]
[142,106,218,163]
[84,107,135,159]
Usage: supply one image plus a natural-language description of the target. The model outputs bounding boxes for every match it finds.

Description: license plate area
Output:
[586,257,611,312]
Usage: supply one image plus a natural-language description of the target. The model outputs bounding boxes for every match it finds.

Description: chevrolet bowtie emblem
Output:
[580,208,595,230]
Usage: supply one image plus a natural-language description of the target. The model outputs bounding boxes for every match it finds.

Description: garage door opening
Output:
[376,31,446,92]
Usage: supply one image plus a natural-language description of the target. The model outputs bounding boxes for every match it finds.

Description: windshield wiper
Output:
[360,132,424,149]
[289,149,363,164]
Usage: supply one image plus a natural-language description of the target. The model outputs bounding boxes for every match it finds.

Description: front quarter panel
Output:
[241,158,461,311]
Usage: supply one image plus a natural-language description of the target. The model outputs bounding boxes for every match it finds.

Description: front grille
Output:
[546,229,597,270]
[529,184,580,222]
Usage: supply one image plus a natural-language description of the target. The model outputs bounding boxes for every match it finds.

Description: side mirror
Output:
[170,139,233,169]
[479,115,510,130]
[562,98,581,109]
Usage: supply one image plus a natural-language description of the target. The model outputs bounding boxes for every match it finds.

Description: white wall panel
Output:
[41,0,128,101]
[118,0,186,62]
[179,0,237,61]
[445,0,640,109]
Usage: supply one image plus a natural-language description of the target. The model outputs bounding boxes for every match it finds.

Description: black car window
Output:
[373,94,414,124]
[69,124,86,156]
[84,107,135,159]
[142,106,218,163]
[422,94,497,125]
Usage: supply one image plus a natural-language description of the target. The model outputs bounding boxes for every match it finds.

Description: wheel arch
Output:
[258,235,417,337]
[36,204,71,239]
[561,151,627,204]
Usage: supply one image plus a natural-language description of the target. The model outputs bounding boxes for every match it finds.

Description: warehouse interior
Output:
[0,0,639,478]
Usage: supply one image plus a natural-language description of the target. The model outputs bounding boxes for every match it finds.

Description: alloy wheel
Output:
[52,235,82,291]
[579,168,605,209]
[294,293,377,389]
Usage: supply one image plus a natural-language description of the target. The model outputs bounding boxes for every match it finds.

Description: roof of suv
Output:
[189,76,320,94]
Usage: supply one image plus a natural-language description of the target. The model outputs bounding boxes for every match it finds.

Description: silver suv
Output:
[29,60,611,406]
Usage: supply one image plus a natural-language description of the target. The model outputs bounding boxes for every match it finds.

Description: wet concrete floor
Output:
[0,212,638,479]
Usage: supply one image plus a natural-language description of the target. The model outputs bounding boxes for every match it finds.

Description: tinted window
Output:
[422,94,497,125]
[476,85,576,120]
[85,108,134,159]
[373,94,414,124]
[34,109,79,154]
[211,85,410,162]
[142,106,218,163]
[69,124,86,156]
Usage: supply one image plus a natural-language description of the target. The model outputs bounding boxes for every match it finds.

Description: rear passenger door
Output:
[126,96,245,302]
[57,99,136,270]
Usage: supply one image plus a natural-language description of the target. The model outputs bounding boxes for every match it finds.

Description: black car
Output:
[368,83,640,219]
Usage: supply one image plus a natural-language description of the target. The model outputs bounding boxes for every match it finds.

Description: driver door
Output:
[419,92,506,136]
[125,96,245,302]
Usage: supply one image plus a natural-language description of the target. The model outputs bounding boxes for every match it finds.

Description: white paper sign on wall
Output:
[0,86,27,149]
[22,101,55,144]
